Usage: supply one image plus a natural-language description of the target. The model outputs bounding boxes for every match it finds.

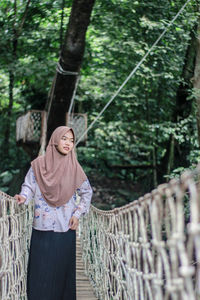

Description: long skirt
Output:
[27,228,76,300]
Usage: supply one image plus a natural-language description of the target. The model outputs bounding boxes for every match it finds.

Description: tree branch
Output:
[17,0,31,37]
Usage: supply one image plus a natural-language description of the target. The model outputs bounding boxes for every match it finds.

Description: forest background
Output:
[0,0,199,209]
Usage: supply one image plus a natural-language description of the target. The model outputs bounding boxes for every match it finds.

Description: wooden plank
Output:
[76,229,98,300]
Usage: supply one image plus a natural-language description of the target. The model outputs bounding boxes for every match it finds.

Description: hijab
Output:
[31,126,87,207]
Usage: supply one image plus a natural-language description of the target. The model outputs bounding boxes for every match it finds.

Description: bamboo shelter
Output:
[16,110,47,157]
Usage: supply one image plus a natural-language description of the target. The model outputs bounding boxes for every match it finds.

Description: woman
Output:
[14,126,93,300]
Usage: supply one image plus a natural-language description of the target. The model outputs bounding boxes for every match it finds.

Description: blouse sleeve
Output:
[73,179,93,219]
[19,167,36,205]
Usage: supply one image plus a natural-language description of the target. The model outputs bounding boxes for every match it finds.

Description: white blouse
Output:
[20,167,93,232]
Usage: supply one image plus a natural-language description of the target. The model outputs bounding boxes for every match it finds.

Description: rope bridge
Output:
[79,167,200,300]
[1,0,196,298]
[0,166,200,299]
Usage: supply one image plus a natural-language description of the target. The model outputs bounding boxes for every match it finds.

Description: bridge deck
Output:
[76,230,98,300]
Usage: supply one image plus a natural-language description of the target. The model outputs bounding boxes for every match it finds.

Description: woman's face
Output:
[57,130,74,155]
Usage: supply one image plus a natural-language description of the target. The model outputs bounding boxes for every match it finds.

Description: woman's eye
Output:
[61,137,74,142]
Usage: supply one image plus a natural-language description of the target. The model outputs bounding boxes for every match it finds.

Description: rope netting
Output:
[16,110,45,144]
[0,192,33,300]
[79,167,200,300]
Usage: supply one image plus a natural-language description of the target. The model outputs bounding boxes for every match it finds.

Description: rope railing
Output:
[0,192,33,300]
[79,166,200,300]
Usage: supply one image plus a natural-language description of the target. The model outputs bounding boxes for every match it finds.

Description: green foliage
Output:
[0,0,199,195]
[78,0,199,187]
[0,0,71,172]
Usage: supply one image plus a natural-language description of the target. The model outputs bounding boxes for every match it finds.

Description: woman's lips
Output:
[64,147,69,151]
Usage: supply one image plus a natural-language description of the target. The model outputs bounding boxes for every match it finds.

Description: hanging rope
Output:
[56,62,78,76]
[46,58,79,123]
[67,75,80,125]
[75,0,192,146]
[46,73,57,122]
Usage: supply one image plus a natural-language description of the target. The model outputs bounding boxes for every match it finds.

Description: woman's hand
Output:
[69,216,79,230]
[14,194,26,205]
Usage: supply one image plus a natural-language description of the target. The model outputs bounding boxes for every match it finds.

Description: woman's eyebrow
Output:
[62,135,74,140]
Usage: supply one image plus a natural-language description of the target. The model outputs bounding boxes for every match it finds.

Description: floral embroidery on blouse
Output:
[20,167,93,232]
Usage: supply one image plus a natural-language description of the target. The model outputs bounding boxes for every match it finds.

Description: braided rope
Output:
[0,192,33,300]
[56,62,78,76]
[79,167,200,300]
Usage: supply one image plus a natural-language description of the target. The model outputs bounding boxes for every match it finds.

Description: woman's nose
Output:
[65,139,70,145]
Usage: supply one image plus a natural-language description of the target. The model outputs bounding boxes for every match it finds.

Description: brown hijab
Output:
[31,126,87,207]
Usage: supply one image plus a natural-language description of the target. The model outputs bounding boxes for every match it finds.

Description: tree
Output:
[194,18,200,145]
[3,0,31,147]
[47,0,96,140]
[0,0,69,174]
[0,0,199,197]
[158,24,197,179]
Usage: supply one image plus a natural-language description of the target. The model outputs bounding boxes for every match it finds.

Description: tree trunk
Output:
[59,0,66,51]
[4,0,17,146]
[173,29,197,123]
[47,0,96,141]
[158,26,197,182]
[4,0,31,146]
[152,146,158,187]
[4,70,15,145]
[166,134,175,179]
[194,19,200,146]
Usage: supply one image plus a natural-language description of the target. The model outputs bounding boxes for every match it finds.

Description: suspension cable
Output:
[75,0,192,146]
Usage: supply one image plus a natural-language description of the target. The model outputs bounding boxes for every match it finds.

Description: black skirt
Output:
[27,228,76,300]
